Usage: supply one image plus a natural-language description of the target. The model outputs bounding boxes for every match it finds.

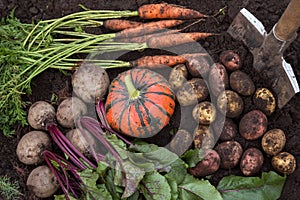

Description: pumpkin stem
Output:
[124,74,140,99]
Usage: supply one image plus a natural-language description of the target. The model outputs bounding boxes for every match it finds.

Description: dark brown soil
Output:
[1,0,300,200]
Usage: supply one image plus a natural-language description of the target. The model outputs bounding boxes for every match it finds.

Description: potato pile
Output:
[169,50,296,177]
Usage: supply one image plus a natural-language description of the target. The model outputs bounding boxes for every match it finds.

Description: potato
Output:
[239,110,268,140]
[240,148,264,176]
[168,64,188,91]
[66,128,94,156]
[261,129,286,156]
[167,129,193,156]
[217,90,244,118]
[189,150,220,177]
[208,63,229,97]
[176,78,209,106]
[213,117,237,141]
[253,88,276,116]
[56,97,87,128]
[220,50,241,71]
[272,152,296,175]
[72,62,110,103]
[27,101,56,130]
[186,56,212,78]
[17,131,52,165]
[192,101,217,125]
[229,70,255,96]
[26,165,59,198]
[193,125,215,150]
[215,140,243,169]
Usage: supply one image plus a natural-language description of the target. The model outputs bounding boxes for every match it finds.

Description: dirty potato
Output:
[261,129,286,156]
[168,64,188,91]
[177,78,209,106]
[215,140,243,169]
[240,148,264,176]
[230,70,255,96]
[192,101,217,125]
[186,55,212,78]
[272,152,296,175]
[193,125,215,150]
[220,50,241,71]
[167,129,193,156]
[217,90,244,118]
[208,63,229,97]
[213,117,237,141]
[253,88,276,116]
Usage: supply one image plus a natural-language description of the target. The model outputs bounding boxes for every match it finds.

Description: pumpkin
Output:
[105,68,176,138]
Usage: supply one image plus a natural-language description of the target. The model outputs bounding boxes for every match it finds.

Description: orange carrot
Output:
[138,3,208,19]
[115,19,184,38]
[130,53,209,68]
[146,32,216,49]
[103,19,143,31]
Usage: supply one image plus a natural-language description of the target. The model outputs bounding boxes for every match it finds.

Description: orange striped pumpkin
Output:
[105,68,175,138]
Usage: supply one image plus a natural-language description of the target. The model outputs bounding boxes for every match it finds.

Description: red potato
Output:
[186,55,212,78]
[239,110,268,140]
[230,70,255,96]
[220,50,241,71]
[240,148,264,176]
[208,63,229,97]
[189,150,220,177]
[213,117,237,141]
[215,140,243,169]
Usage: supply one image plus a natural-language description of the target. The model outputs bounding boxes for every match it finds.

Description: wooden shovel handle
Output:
[274,0,300,41]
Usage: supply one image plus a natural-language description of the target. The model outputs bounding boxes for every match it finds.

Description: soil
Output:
[1,0,300,200]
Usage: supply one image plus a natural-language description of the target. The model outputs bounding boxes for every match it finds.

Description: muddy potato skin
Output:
[193,125,215,150]
[186,56,212,78]
[253,88,276,116]
[213,117,237,141]
[189,150,220,177]
[215,141,243,169]
[177,78,209,106]
[261,129,286,156]
[230,70,255,96]
[272,152,296,175]
[56,97,87,128]
[192,101,217,125]
[167,129,193,156]
[208,63,229,97]
[217,90,244,118]
[72,63,110,103]
[169,64,188,91]
[17,131,52,165]
[239,110,268,140]
[220,50,241,71]
[240,148,264,176]
[26,165,59,198]
[27,101,56,130]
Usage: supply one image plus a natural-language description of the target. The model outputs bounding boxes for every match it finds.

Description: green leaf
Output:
[217,171,286,200]
[54,194,77,200]
[178,174,223,200]
[181,148,205,168]
[165,177,179,200]
[165,158,187,185]
[105,169,123,200]
[140,171,172,200]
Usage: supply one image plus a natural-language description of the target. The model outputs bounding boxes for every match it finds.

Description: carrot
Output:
[130,53,209,68]
[103,19,143,31]
[146,32,216,49]
[138,3,208,19]
[114,19,184,38]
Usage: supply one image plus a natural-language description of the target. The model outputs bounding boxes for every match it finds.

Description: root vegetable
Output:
[167,129,193,156]
[168,64,188,91]
[239,110,268,140]
[272,152,296,175]
[103,19,143,31]
[220,50,241,71]
[215,141,243,169]
[65,129,94,156]
[217,90,244,118]
[192,101,217,125]
[193,125,215,150]
[56,97,87,128]
[213,117,237,141]
[240,148,264,176]
[189,150,220,177]
[262,129,286,156]
[26,165,59,198]
[253,88,276,116]
[16,131,52,165]
[176,78,209,106]
[208,63,229,97]
[27,101,56,130]
[229,70,255,96]
[186,55,212,78]
[72,62,110,103]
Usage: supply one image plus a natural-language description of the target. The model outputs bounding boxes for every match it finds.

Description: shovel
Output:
[228,0,300,108]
